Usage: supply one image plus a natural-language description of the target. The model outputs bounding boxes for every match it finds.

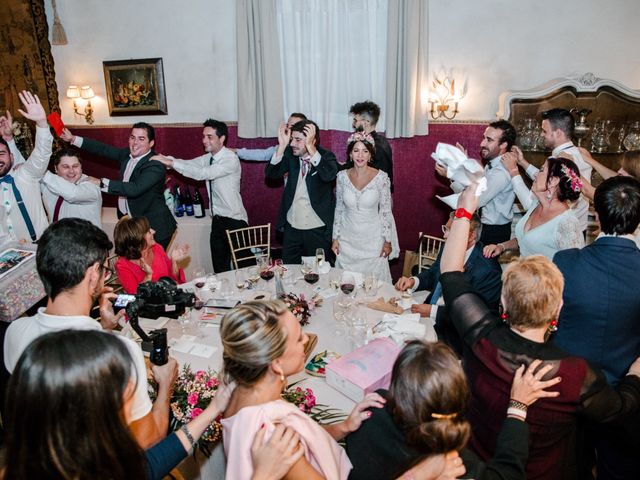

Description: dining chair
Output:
[417,232,445,273]
[226,223,271,270]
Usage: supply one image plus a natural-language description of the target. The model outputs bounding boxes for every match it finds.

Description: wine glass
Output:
[247,266,260,288]
[340,273,356,297]
[235,270,246,291]
[193,267,206,285]
[219,278,232,299]
[315,248,325,271]
[300,258,313,276]
[205,274,218,293]
[303,259,319,285]
[332,294,353,336]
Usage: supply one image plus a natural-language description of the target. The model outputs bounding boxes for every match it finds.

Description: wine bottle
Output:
[184,185,195,216]
[174,186,184,217]
[193,188,205,218]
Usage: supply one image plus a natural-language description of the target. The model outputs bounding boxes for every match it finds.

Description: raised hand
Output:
[344,392,386,433]
[17,91,47,127]
[501,152,520,176]
[434,162,448,178]
[303,123,317,156]
[455,142,468,157]
[0,110,14,141]
[170,243,190,262]
[60,127,75,142]
[457,182,480,214]
[277,122,291,148]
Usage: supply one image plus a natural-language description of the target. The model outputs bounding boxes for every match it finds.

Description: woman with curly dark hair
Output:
[484,157,584,259]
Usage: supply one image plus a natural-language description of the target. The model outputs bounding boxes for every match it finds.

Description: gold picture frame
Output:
[102,57,168,116]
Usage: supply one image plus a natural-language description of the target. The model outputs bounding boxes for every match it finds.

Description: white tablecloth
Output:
[101,207,213,279]
[126,266,432,479]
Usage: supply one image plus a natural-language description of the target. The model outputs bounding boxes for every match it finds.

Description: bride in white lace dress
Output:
[484,157,584,259]
[331,132,399,283]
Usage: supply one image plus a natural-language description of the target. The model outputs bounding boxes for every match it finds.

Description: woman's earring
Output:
[499,304,507,322]
[547,318,558,333]
[546,190,553,202]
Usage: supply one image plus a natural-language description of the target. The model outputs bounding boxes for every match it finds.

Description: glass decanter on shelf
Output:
[623,121,640,151]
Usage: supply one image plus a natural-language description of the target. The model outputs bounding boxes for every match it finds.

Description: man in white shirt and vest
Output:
[265,119,338,264]
[152,119,248,272]
[0,91,52,243]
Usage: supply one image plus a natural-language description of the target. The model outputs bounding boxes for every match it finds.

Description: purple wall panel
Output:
[71,123,488,255]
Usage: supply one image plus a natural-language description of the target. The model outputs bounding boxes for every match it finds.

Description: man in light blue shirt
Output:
[436,120,518,244]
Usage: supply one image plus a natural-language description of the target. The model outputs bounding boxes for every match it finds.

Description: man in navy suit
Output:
[396,212,502,354]
[265,120,337,264]
[552,176,640,480]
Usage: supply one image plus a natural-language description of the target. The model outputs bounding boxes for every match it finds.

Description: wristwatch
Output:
[454,208,473,220]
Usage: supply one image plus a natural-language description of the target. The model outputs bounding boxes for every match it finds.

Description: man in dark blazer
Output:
[396,212,502,355]
[63,122,176,249]
[552,176,640,479]
[265,119,337,264]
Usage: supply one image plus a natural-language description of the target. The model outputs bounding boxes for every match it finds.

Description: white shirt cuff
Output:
[429,305,439,320]
[309,151,321,167]
[72,136,83,148]
[270,153,283,165]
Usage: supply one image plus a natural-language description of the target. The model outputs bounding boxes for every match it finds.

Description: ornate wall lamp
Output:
[66,85,95,124]
[429,75,465,120]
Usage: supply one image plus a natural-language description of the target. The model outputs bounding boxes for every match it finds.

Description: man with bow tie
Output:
[0,91,52,243]
[435,120,517,245]
[266,119,337,264]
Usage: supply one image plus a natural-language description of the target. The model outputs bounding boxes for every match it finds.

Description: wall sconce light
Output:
[66,85,95,124]
[429,75,465,120]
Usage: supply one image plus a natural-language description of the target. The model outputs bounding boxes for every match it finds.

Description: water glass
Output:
[219,278,232,298]
[349,307,368,348]
[205,274,218,293]
[178,309,192,333]
[235,270,246,291]
[364,272,378,296]
[332,295,353,335]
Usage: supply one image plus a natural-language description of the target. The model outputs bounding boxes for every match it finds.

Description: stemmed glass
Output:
[315,248,325,271]
[340,273,356,297]
[364,272,378,296]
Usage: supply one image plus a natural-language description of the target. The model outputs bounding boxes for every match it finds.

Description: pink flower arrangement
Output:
[281,386,317,414]
[279,292,323,326]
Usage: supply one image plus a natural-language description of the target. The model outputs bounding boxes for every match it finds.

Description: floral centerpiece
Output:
[149,365,342,457]
[279,292,323,326]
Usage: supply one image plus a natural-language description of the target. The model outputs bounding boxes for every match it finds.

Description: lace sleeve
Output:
[332,172,346,240]
[556,212,585,251]
[377,173,392,241]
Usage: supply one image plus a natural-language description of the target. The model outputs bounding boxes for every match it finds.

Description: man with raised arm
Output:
[0,91,52,243]
[60,122,176,249]
[152,119,247,273]
[265,120,337,264]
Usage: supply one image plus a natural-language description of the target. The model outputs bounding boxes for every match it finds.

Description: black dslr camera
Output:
[125,277,195,365]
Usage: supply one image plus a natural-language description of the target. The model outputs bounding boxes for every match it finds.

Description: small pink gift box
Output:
[325,338,401,402]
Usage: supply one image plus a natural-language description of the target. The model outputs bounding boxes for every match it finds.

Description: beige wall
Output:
[45,0,640,126]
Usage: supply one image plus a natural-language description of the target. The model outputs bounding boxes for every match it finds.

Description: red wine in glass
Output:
[304,272,319,284]
[340,283,355,294]
[260,270,275,280]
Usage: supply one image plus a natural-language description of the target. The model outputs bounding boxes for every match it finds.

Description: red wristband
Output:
[454,208,473,220]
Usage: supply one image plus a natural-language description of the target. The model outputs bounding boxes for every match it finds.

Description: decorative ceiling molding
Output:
[497,73,640,119]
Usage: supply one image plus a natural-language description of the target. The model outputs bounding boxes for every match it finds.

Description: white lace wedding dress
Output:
[333,170,399,284]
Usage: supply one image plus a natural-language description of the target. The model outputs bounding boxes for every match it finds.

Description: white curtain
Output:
[385,0,429,138]
[236,0,284,138]
[276,0,388,131]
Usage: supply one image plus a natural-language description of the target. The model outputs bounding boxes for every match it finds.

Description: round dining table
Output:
[124,265,433,480]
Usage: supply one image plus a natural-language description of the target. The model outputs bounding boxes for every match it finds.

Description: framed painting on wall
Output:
[102,57,168,116]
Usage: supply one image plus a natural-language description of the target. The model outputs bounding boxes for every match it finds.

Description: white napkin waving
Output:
[431,142,487,208]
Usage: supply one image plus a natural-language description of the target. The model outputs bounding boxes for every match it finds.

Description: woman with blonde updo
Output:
[440,185,640,480]
[220,301,467,480]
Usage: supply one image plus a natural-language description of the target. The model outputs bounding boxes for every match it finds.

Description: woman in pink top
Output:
[114,216,189,294]
[219,300,467,480]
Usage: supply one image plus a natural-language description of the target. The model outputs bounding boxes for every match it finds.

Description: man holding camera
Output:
[3,218,177,449]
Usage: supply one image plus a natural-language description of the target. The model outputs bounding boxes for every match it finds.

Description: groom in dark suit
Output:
[265,119,337,264]
[396,212,502,355]
[63,122,176,249]
[552,176,640,479]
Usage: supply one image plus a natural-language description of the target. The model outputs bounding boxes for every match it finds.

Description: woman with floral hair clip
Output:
[331,132,399,283]
[484,157,584,259]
